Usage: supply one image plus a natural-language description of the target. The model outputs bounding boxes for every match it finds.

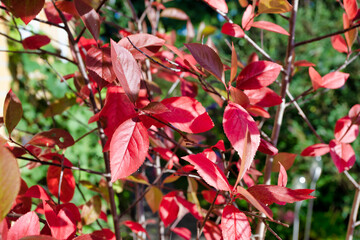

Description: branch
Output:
[0,49,77,64]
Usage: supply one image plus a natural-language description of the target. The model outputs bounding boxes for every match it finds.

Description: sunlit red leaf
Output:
[334,116,359,143]
[0,144,20,221]
[122,220,149,238]
[203,0,228,13]
[203,221,222,240]
[223,102,260,181]
[201,190,226,205]
[221,23,245,38]
[2,0,44,24]
[155,96,214,133]
[81,195,101,225]
[294,60,316,67]
[349,104,360,124]
[236,61,282,90]
[251,21,290,35]
[321,71,350,90]
[159,192,179,227]
[74,0,100,41]
[28,128,75,149]
[278,162,288,187]
[7,211,40,240]
[258,139,278,155]
[309,67,322,91]
[184,43,224,83]
[153,147,179,169]
[271,152,297,172]
[258,0,293,14]
[244,87,282,107]
[160,8,189,20]
[247,185,315,205]
[110,118,149,181]
[344,0,358,21]
[301,143,330,156]
[230,42,238,83]
[3,89,23,135]
[331,35,349,53]
[46,155,75,203]
[86,47,116,83]
[111,40,141,103]
[182,153,231,191]
[242,5,254,31]
[171,227,191,240]
[246,105,270,118]
[221,205,251,240]
[329,139,356,172]
[22,35,51,50]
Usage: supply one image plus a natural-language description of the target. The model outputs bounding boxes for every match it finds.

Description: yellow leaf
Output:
[81,195,102,225]
[145,186,163,213]
[0,144,20,221]
[258,0,292,14]
[162,174,180,184]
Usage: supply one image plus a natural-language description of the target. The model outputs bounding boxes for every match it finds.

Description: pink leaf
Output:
[110,118,149,181]
[203,0,228,13]
[44,2,72,24]
[159,192,179,227]
[171,227,191,240]
[251,21,290,35]
[7,211,40,240]
[309,67,322,91]
[244,87,282,107]
[86,46,116,83]
[182,153,231,191]
[221,205,251,240]
[223,102,260,181]
[184,43,224,83]
[331,35,349,53]
[344,0,358,20]
[221,23,245,38]
[301,143,330,156]
[22,35,51,50]
[334,116,359,143]
[247,185,315,205]
[160,8,189,20]
[349,104,360,124]
[329,139,356,173]
[236,61,282,90]
[321,71,350,89]
[203,221,222,240]
[242,5,254,31]
[111,39,142,103]
[156,97,214,133]
[258,138,278,156]
[74,0,100,41]
[278,162,288,187]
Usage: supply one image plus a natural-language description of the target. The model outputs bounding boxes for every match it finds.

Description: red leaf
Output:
[175,196,203,220]
[221,205,251,240]
[156,97,214,133]
[271,152,297,172]
[171,227,191,240]
[7,211,40,240]
[344,0,358,20]
[44,202,77,239]
[22,35,51,50]
[11,179,31,215]
[122,220,149,239]
[334,116,359,143]
[244,87,282,107]
[46,155,75,203]
[258,138,278,156]
[74,0,100,41]
[309,67,322,91]
[110,118,149,181]
[203,221,222,240]
[246,105,270,118]
[221,23,245,38]
[111,39,141,103]
[159,192,179,227]
[223,102,260,181]
[182,153,231,191]
[301,143,330,156]
[44,2,72,24]
[247,185,315,205]
[242,5,254,31]
[86,47,116,83]
[184,43,224,83]
[294,60,316,67]
[329,139,356,173]
[251,21,290,35]
[201,190,226,205]
[2,0,44,25]
[153,147,179,169]
[89,229,115,240]
[28,128,74,149]
[331,35,349,53]
[203,0,228,13]
[181,79,198,98]
[229,86,250,108]
[349,104,360,124]
[119,33,165,60]
[278,162,288,187]
[236,61,282,90]
[25,185,51,201]
[321,71,350,89]
[3,89,23,135]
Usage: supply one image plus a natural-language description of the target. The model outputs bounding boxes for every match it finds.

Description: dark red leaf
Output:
[236,61,282,90]
[3,89,23,135]
[251,21,289,35]
[334,116,359,143]
[175,196,203,220]
[2,0,44,25]
[171,227,191,240]
[258,138,278,156]
[301,143,330,156]
[201,190,226,205]
[203,0,228,13]
[28,128,74,149]
[184,43,224,83]
[329,139,356,173]
[331,35,349,53]
[221,205,251,240]
[25,185,51,201]
[11,179,31,215]
[181,79,198,98]
[229,86,250,108]
[86,47,116,83]
[223,102,260,181]
[7,211,40,240]
[247,185,315,205]
[271,152,297,172]
[182,153,231,191]
[74,0,100,41]
[244,87,282,107]
[22,35,51,50]
[111,39,141,103]
[153,147,179,169]
[159,192,179,227]
[110,118,149,181]
[221,23,245,38]
[156,97,214,133]
[44,2,72,24]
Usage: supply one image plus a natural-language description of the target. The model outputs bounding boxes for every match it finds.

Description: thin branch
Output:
[74,128,99,143]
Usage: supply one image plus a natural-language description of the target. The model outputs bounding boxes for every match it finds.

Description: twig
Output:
[0,49,77,64]
[197,191,219,239]
[74,128,99,143]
